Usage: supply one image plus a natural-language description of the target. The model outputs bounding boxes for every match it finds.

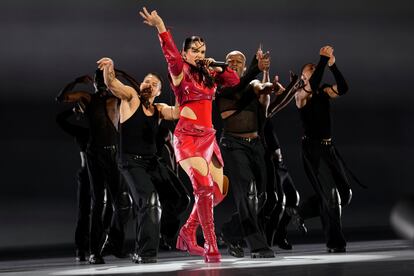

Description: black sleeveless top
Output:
[218,86,262,134]
[299,86,332,139]
[216,57,262,134]
[85,92,118,147]
[120,103,159,155]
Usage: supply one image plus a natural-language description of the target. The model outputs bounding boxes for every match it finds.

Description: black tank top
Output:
[85,92,118,147]
[299,87,332,139]
[120,103,159,155]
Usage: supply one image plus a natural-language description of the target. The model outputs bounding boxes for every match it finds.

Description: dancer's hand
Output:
[257,49,270,72]
[139,7,166,33]
[197,58,223,72]
[272,75,285,95]
[320,45,333,57]
[97,57,116,84]
[259,82,274,95]
[97,57,114,72]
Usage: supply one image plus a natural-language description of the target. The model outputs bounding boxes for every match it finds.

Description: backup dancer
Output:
[216,50,275,258]
[56,70,131,264]
[294,45,355,253]
[98,58,191,263]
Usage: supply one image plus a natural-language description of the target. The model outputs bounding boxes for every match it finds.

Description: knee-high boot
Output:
[176,203,204,256]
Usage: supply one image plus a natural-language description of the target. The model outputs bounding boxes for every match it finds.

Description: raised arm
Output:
[139,7,184,87]
[268,73,302,117]
[97,57,138,102]
[217,55,261,99]
[308,46,332,92]
[256,48,272,108]
[323,54,349,98]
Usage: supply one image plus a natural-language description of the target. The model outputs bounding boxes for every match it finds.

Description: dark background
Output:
[1,0,413,251]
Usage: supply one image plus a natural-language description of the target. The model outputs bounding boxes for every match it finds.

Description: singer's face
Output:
[183,41,206,66]
[226,54,246,77]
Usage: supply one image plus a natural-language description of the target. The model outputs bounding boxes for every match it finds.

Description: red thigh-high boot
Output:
[196,186,221,263]
[176,203,204,256]
[213,175,229,206]
[177,174,228,256]
[186,168,221,263]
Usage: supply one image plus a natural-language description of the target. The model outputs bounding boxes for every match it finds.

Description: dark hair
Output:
[182,36,205,52]
[182,36,215,88]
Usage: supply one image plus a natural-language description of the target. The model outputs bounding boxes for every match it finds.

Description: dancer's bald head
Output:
[226,50,246,77]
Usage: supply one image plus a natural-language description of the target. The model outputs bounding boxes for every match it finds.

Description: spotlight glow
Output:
[53,254,392,275]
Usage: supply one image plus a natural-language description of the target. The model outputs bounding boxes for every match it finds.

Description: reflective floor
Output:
[0,240,413,276]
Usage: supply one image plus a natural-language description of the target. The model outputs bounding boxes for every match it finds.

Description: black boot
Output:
[75,249,87,262]
[285,207,307,235]
[100,235,128,258]
[275,238,292,250]
[219,232,244,258]
[250,247,275,258]
[327,247,346,253]
[159,234,173,251]
[88,254,105,264]
[274,212,293,250]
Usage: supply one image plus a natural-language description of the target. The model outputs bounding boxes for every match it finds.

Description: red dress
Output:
[158,31,239,166]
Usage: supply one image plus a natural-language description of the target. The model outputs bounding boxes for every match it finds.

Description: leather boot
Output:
[176,204,204,256]
[195,185,221,263]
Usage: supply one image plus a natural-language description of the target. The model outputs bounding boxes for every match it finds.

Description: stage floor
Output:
[1,240,413,276]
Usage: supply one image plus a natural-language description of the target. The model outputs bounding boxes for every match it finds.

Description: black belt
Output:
[88,145,117,150]
[302,136,332,146]
[226,133,260,143]
[103,145,117,150]
[126,154,155,161]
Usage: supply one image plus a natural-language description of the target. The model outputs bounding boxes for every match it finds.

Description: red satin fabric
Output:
[173,118,223,166]
[179,100,212,127]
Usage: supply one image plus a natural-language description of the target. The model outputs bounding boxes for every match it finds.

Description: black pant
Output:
[220,134,269,251]
[75,166,90,252]
[157,157,190,241]
[262,119,300,243]
[86,145,130,255]
[263,153,300,243]
[119,154,189,257]
[299,138,353,249]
